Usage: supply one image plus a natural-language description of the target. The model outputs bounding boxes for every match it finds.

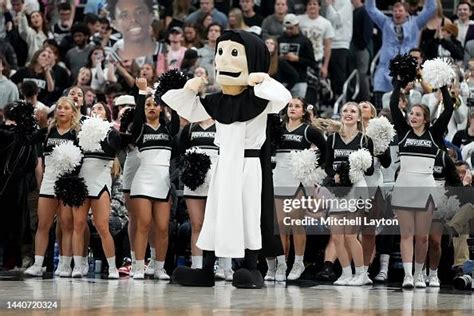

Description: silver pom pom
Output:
[348,148,372,184]
[434,191,460,222]
[366,117,396,155]
[78,117,112,152]
[290,148,326,186]
[49,143,83,177]
[422,58,456,89]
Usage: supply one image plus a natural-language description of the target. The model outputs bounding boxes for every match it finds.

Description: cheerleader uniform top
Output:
[82,128,122,161]
[43,127,78,158]
[179,123,218,153]
[276,122,327,166]
[131,93,180,166]
[325,131,375,178]
[389,84,453,177]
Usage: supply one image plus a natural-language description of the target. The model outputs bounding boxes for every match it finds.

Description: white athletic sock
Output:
[82,256,87,265]
[192,256,203,269]
[219,257,232,270]
[131,251,136,262]
[62,256,72,268]
[135,260,145,270]
[342,266,352,277]
[107,256,116,269]
[277,255,286,266]
[363,265,369,273]
[403,262,413,277]
[294,255,304,265]
[73,256,82,267]
[156,261,165,270]
[379,254,390,273]
[355,266,364,275]
[414,262,424,275]
[429,268,438,277]
[150,247,156,260]
[34,255,44,267]
[266,258,276,271]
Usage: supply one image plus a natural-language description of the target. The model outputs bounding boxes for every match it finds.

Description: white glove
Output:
[184,77,207,93]
[247,72,269,86]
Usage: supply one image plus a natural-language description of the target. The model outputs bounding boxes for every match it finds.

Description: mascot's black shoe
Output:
[171,267,215,287]
[232,268,264,289]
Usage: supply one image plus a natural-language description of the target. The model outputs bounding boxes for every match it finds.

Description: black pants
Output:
[329,48,349,98]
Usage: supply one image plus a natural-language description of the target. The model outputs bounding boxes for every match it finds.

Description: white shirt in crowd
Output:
[324,0,353,50]
[298,14,334,62]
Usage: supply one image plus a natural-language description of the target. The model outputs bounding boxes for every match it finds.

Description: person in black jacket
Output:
[424,23,464,61]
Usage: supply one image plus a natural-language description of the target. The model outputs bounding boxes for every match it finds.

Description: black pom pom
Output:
[9,100,37,138]
[119,107,135,133]
[54,173,89,207]
[324,162,352,198]
[154,69,188,105]
[389,54,418,87]
[180,151,212,191]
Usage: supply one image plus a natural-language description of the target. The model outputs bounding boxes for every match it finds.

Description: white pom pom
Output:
[365,117,395,155]
[290,149,326,186]
[422,58,456,89]
[78,117,112,152]
[434,191,460,221]
[348,148,372,184]
[49,142,83,177]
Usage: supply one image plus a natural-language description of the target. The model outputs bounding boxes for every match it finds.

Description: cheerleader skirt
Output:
[183,148,218,199]
[39,156,57,198]
[328,178,369,214]
[130,149,171,201]
[365,158,383,198]
[122,147,140,193]
[391,156,441,211]
[273,152,304,197]
[79,158,114,198]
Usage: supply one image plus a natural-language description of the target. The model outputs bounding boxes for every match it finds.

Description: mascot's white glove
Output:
[184,77,208,93]
[248,72,270,86]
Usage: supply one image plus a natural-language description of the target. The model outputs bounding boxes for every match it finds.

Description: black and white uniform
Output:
[130,93,179,201]
[273,122,326,197]
[122,146,140,193]
[180,123,218,198]
[79,128,121,198]
[325,132,375,213]
[389,84,453,211]
[39,127,77,198]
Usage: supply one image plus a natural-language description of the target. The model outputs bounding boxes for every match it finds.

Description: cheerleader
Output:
[324,102,374,286]
[267,97,326,282]
[71,102,121,279]
[129,78,179,280]
[389,80,453,289]
[179,119,234,279]
[25,97,81,277]
[359,101,392,281]
[426,150,461,287]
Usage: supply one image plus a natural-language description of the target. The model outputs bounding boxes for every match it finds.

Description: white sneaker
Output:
[59,265,72,278]
[130,261,136,277]
[264,269,276,281]
[287,262,305,281]
[82,262,89,276]
[348,272,372,286]
[334,274,352,286]
[72,266,82,278]
[275,263,287,282]
[224,269,233,281]
[402,275,414,289]
[414,273,426,288]
[133,267,145,280]
[374,271,387,282]
[427,275,440,287]
[215,266,225,280]
[145,260,156,276]
[108,268,119,279]
[154,268,170,280]
[24,265,43,277]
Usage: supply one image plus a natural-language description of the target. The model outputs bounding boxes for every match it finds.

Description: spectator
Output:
[84,86,97,108]
[52,2,73,45]
[408,48,431,95]
[167,27,187,70]
[43,41,70,103]
[351,0,373,102]
[262,0,288,39]
[197,22,222,87]
[84,45,109,93]
[20,80,46,109]
[164,0,197,29]
[193,66,220,95]
[183,22,203,49]
[420,0,452,59]
[84,0,106,16]
[265,36,298,90]
[0,37,18,70]
[45,0,76,30]
[423,23,464,62]
[180,49,200,79]
[83,13,101,40]
[93,17,120,54]
[298,0,334,80]
[228,8,249,31]
[366,0,436,108]
[0,55,19,109]
[139,63,156,89]
[185,0,228,29]
[453,110,474,149]
[107,59,140,92]
[278,13,316,97]
[196,12,214,40]
[240,0,264,27]
[11,48,55,106]
[16,8,52,63]
[454,1,474,47]
[5,0,29,67]
[324,0,353,101]
[65,23,93,81]
[74,67,92,89]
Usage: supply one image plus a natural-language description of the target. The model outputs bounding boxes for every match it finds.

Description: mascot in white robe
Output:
[162,30,291,288]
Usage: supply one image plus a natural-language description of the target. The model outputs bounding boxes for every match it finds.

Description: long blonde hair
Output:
[48,97,81,134]
[340,102,365,137]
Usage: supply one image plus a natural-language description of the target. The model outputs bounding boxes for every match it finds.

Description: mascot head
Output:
[214,30,270,87]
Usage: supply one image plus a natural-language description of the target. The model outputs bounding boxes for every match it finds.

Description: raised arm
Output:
[365,0,389,29]
[131,79,147,142]
[415,0,437,30]
[431,86,454,140]
[389,83,410,136]
[364,136,375,176]
[252,74,292,114]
